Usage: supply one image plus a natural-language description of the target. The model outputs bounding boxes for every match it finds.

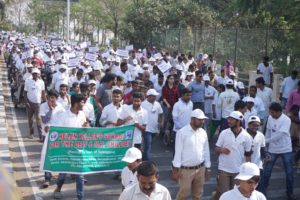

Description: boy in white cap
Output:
[121,147,142,189]
[243,97,258,128]
[220,162,266,200]
[141,89,163,161]
[212,111,252,200]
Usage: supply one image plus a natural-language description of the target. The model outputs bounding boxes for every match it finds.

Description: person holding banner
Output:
[121,147,142,189]
[119,161,172,200]
[53,93,89,200]
[40,89,65,188]
[117,92,148,150]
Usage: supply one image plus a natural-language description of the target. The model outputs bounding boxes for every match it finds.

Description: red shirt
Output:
[162,85,180,108]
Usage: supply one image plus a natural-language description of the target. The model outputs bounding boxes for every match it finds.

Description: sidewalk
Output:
[0,57,13,173]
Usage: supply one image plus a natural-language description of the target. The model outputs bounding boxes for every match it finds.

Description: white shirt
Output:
[116,70,132,83]
[173,124,211,168]
[212,91,221,120]
[256,87,275,115]
[83,101,95,123]
[243,96,265,120]
[40,102,65,136]
[142,100,163,133]
[53,109,86,128]
[23,72,32,81]
[257,63,273,85]
[153,82,163,101]
[220,185,266,200]
[100,103,123,127]
[119,105,148,144]
[244,108,258,129]
[265,113,292,154]
[121,166,138,189]
[216,128,252,173]
[280,76,298,98]
[249,131,265,169]
[119,183,172,200]
[24,78,45,103]
[218,89,240,118]
[51,72,69,92]
[217,76,228,85]
[69,76,85,87]
[57,95,70,110]
[172,99,193,131]
[204,85,216,114]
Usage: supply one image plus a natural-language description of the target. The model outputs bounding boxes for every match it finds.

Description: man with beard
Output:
[220,162,266,200]
[212,111,252,200]
[119,161,171,200]
[53,94,89,200]
[172,109,211,200]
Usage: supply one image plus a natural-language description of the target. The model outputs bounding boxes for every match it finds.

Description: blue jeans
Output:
[262,152,294,196]
[143,131,155,161]
[56,173,84,200]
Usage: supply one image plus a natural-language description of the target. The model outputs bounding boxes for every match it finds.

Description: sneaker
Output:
[53,187,62,199]
[41,181,50,189]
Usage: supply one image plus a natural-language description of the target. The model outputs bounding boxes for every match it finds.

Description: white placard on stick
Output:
[125,45,134,51]
[116,49,129,58]
[88,46,99,53]
[80,42,87,49]
[68,57,79,67]
[85,53,97,62]
[157,61,172,73]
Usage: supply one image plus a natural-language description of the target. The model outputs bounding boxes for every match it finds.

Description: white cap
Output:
[26,64,33,68]
[228,111,243,121]
[229,71,236,76]
[32,68,40,74]
[235,162,260,181]
[132,59,138,65]
[142,63,150,69]
[149,57,156,62]
[59,64,67,69]
[248,116,261,124]
[203,75,210,81]
[112,86,122,92]
[186,71,194,76]
[121,147,142,163]
[146,89,159,96]
[225,79,234,85]
[88,80,97,85]
[191,109,208,119]
[243,96,255,103]
[202,54,208,60]
[237,81,245,89]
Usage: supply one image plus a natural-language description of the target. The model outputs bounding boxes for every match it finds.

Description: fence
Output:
[149,26,300,75]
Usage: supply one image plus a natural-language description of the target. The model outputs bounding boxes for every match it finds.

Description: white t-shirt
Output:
[100,103,123,127]
[218,89,240,118]
[249,131,265,169]
[40,102,65,136]
[212,91,221,120]
[121,166,138,189]
[280,76,298,99]
[141,100,163,133]
[57,95,70,110]
[265,113,292,154]
[24,78,45,103]
[216,128,252,173]
[257,63,273,85]
[244,108,258,129]
[256,87,274,115]
[119,183,172,200]
[51,72,69,92]
[204,85,216,114]
[220,185,266,200]
[172,99,193,131]
[83,101,95,123]
[53,109,86,128]
[119,105,148,144]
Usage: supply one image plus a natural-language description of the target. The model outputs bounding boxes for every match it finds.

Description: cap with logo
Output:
[121,147,142,163]
[235,162,260,181]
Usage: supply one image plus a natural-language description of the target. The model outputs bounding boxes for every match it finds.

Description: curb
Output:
[0,57,13,173]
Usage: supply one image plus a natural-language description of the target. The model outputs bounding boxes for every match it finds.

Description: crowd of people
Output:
[1,31,300,200]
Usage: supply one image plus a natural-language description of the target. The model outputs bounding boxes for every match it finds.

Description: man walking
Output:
[172,109,211,200]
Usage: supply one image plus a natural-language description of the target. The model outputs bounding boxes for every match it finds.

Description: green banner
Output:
[40,125,134,174]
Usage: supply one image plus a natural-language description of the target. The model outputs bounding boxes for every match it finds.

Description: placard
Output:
[125,45,133,51]
[85,52,97,62]
[116,49,129,58]
[157,61,172,73]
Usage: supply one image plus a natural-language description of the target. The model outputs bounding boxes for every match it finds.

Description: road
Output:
[1,60,300,200]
